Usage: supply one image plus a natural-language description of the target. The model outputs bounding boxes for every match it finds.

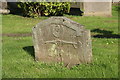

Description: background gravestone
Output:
[33,17,92,67]
[0,1,10,14]
[0,2,7,9]
[84,2,112,17]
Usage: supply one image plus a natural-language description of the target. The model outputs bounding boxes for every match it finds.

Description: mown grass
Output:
[2,5,119,78]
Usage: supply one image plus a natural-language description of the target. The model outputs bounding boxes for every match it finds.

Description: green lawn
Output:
[2,6,119,78]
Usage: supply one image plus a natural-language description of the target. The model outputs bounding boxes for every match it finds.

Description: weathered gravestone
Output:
[71,2,112,17]
[0,1,10,14]
[33,17,92,67]
[84,2,112,17]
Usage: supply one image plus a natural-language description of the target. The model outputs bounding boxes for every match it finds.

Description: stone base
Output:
[0,9,10,14]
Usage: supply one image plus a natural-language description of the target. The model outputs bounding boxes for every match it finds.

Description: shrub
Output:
[17,2,70,17]
[115,6,120,11]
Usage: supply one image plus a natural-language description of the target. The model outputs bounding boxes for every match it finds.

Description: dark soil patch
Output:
[2,33,32,37]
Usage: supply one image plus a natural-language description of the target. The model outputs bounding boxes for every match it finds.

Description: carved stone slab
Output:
[32,17,92,67]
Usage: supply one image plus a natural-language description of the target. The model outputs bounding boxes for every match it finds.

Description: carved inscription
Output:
[33,17,92,67]
[52,24,63,38]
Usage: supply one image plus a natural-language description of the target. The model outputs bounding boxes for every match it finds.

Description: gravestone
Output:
[0,1,10,14]
[84,2,112,17]
[71,2,112,17]
[32,17,92,67]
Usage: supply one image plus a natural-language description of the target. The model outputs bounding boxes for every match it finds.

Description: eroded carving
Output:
[45,39,78,48]
[52,24,63,38]
[33,17,92,68]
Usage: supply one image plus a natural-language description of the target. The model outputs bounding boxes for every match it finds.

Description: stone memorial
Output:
[0,1,10,14]
[71,2,112,17]
[32,17,92,67]
[84,2,112,17]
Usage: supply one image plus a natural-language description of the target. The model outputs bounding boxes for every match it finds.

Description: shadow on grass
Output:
[67,8,83,16]
[23,46,35,58]
[91,29,120,38]
[7,2,23,16]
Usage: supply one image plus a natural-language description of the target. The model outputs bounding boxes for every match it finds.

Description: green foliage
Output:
[112,3,120,11]
[17,2,70,17]
[115,5,120,11]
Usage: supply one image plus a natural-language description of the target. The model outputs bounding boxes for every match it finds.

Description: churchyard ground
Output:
[2,5,119,78]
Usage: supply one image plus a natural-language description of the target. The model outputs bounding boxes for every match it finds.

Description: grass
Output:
[2,5,119,78]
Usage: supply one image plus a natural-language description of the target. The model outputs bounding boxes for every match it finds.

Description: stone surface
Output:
[0,1,7,9]
[71,2,84,10]
[32,17,92,67]
[70,2,112,17]
[0,9,10,14]
[84,2,112,17]
[0,1,10,14]
[71,2,81,8]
